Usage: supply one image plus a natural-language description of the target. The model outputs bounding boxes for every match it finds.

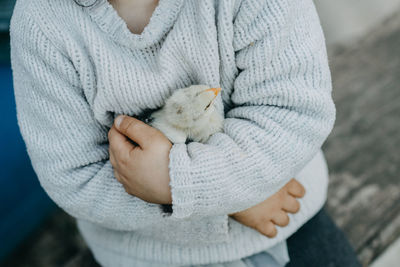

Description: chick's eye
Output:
[204,102,211,110]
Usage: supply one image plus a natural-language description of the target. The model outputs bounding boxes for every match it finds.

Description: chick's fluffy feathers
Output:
[148,84,224,143]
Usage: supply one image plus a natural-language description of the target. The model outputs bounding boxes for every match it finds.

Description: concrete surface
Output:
[371,238,400,267]
[314,0,400,45]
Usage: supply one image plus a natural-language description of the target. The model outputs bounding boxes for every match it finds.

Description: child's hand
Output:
[108,115,173,205]
[230,179,305,238]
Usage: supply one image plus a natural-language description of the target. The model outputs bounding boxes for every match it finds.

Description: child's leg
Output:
[286,208,362,267]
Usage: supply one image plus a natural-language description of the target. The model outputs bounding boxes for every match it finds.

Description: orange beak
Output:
[204,87,221,97]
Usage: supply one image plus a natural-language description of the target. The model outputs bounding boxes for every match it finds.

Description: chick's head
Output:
[164,84,222,128]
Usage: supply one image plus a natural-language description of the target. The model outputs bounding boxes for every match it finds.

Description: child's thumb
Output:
[114,115,152,149]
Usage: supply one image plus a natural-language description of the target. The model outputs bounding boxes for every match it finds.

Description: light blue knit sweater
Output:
[10,0,335,266]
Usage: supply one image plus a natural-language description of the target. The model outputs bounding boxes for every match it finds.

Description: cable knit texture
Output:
[10,0,335,266]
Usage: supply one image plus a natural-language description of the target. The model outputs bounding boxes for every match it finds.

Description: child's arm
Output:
[9,7,213,233]
[167,0,336,219]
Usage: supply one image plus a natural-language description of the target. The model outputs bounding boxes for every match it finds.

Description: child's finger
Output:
[109,126,139,163]
[272,211,290,227]
[287,178,306,198]
[257,222,277,238]
[114,115,155,149]
[109,144,117,167]
[113,169,123,183]
[282,196,301,214]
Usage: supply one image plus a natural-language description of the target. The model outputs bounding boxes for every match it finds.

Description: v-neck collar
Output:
[82,0,184,49]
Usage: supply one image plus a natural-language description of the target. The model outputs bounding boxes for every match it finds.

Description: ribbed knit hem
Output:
[167,141,270,220]
[77,150,329,266]
[168,143,196,219]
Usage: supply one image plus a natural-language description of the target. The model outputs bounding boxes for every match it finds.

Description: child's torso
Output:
[54,0,241,128]
[108,0,160,35]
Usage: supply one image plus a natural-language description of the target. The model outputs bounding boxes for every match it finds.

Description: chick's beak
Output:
[204,87,221,97]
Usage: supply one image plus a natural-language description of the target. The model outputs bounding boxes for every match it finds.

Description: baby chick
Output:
[148,84,224,144]
[138,84,224,214]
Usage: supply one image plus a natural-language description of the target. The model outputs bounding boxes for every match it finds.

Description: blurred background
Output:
[0,0,399,266]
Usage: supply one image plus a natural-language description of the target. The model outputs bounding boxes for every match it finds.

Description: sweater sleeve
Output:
[9,14,170,231]
[168,0,336,219]
[9,12,231,236]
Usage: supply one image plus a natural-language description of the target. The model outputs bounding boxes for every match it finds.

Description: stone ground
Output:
[371,238,400,267]
[314,0,400,45]
[2,6,400,267]
[323,9,400,265]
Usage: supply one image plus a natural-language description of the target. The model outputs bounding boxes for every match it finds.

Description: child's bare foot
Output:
[230,178,305,238]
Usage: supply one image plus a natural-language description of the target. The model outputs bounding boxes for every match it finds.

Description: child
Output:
[10,0,361,266]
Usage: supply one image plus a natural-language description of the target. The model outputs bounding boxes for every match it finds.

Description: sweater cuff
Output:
[168,143,197,219]
[168,144,230,242]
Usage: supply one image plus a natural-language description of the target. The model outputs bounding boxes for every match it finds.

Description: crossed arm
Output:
[107,0,335,236]
[108,115,306,237]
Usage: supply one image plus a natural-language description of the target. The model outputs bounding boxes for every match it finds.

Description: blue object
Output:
[0,0,16,31]
[0,64,57,261]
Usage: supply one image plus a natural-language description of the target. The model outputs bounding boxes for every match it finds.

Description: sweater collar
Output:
[82,0,184,49]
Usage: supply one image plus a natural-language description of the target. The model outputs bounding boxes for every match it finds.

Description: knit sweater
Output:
[10,0,336,266]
